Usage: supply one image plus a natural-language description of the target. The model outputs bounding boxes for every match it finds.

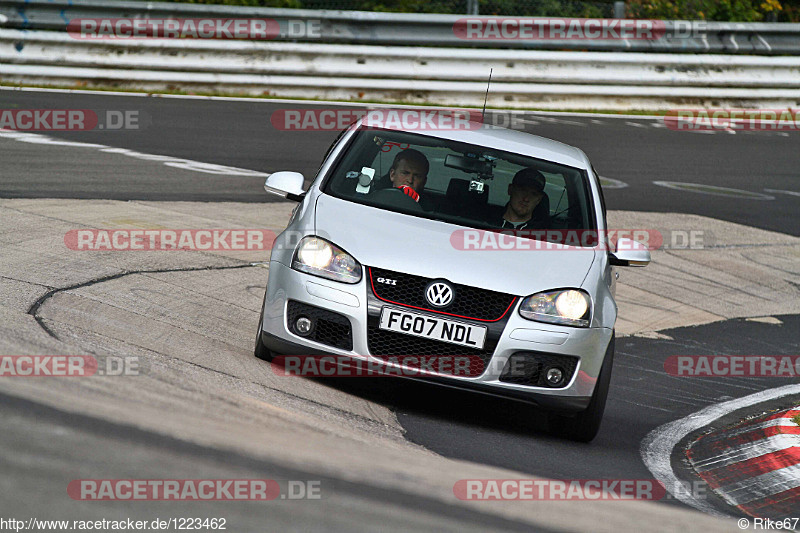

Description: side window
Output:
[415,146,451,193]
[368,144,398,180]
[486,160,518,206]
[541,172,567,216]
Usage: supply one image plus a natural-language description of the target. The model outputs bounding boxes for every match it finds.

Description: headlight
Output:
[519,289,591,327]
[292,236,362,284]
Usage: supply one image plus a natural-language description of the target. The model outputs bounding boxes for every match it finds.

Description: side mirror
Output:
[609,238,651,267]
[264,171,306,202]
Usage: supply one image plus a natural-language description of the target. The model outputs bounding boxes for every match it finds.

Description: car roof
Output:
[356,117,590,169]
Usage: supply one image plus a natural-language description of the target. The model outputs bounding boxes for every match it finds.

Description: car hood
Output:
[314,194,596,296]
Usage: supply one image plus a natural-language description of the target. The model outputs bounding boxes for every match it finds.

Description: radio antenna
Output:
[481,68,493,123]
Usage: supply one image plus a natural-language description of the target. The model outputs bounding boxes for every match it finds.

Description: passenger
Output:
[493,168,550,230]
[388,149,428,202]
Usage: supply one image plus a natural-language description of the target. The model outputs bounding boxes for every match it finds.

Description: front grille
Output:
[367,323,493,377]
[499,352,579,388]
[286,300,353,350]
[368,267,516,321]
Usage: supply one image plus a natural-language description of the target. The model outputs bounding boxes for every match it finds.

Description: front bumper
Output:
[260,261,613,413]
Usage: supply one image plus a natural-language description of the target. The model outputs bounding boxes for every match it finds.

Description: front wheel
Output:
[548,335,614,443]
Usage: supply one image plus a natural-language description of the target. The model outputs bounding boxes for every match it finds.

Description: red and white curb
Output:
[642,384,800,517]
[686,406,800,518]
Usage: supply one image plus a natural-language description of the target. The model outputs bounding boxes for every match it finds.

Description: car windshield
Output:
[323,128,597,243]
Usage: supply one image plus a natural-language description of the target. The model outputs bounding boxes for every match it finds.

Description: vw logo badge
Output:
[425,281,454,308]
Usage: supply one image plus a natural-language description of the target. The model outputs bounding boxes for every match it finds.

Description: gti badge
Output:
[425,281,454,307]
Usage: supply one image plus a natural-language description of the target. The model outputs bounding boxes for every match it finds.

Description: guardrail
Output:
[2,28,799,110]
[1,0,798,110]
[2,0,800,54]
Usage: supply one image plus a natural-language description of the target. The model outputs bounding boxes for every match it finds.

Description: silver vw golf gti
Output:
[255,118,650,442]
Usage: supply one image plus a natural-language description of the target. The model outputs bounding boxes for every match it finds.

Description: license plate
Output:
[379,307,487,349]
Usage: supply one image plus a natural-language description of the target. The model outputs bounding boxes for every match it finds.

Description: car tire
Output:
[548,334,614,443]
[254,297,275,362]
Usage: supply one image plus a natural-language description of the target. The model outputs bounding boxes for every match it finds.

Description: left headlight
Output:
[292,236,362,284]
[519,289,591,328]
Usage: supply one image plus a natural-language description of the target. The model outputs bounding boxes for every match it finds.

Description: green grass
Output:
[793,414,800,427]
[0,81,672,116]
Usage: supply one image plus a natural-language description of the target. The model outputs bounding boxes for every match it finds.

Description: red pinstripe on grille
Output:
[368,267,516,323]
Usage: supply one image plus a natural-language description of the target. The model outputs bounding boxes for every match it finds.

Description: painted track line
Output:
[0,129,270,177]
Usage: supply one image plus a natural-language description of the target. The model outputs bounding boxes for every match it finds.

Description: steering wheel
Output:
[370,186,424,212]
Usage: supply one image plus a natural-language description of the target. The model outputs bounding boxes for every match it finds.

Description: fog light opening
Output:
[295,316,313,336]
[545,366,565,387]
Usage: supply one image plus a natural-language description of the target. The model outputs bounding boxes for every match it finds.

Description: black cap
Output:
[512,168,546,192]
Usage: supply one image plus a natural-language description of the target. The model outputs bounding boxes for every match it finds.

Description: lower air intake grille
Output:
[286,300,353,351]
[499,352,579,388]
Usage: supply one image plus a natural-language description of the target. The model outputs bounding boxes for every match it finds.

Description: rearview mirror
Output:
[264,172,306,202]
[609,238,651,267]
[444,154,493,175]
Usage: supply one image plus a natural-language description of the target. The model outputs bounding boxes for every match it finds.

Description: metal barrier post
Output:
[613,1,626,19]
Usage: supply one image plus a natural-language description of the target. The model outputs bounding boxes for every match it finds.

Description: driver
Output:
[388,149,428,202]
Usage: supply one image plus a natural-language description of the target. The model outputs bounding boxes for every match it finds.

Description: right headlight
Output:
[519,289,591,328]
[292,236,362,284]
